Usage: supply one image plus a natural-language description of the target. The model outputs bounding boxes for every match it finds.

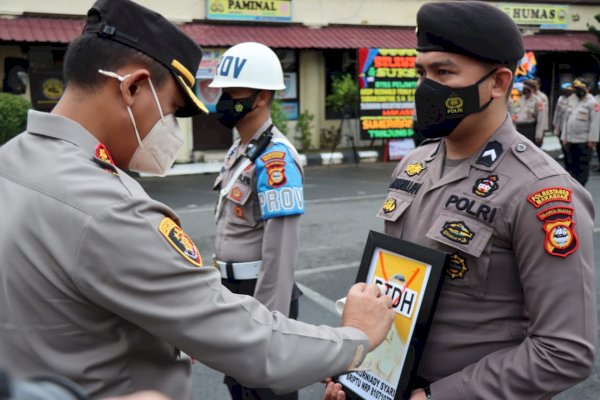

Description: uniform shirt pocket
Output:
[426,211,495,297]
[576,109,589,121]
[376,191,412,221]
[227,184,257,227]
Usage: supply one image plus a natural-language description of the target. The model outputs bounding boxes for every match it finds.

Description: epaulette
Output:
[92,143,119,175]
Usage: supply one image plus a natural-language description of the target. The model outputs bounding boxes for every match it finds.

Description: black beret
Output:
[83,0,207,117]
[416,1,524,64]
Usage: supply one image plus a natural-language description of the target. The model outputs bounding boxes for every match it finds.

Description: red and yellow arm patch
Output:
[527,187,572,208]
[159,217,202,267]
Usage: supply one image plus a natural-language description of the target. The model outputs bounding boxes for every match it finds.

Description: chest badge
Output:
[382,198,397,214]
[441,221,475,245]
[473,175,499,197]
[405,162,426,176]
[446,252,468,279]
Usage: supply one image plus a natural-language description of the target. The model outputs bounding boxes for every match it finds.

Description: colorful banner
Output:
[207,0,292,22]
[338,248,431,400]
[358,48,417,140]
[498,3,569,29]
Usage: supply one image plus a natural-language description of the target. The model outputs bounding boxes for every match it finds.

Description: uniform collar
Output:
[26,110,100,155]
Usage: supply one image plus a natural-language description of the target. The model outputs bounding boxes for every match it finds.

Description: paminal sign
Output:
[207,0,292,22]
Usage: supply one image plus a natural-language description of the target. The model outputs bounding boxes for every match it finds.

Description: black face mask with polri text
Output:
[415,69,496,138]
[215,91,259,129]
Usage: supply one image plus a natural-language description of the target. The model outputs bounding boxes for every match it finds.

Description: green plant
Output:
[585,13,600,67]
[294,110,314,151]
[320,126,340,150]
[0,93,31,145]
[326,74,359,116]
[270,97,289,136]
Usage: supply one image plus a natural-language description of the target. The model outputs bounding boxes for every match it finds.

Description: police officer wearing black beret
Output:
[324,2,597,400]
[0,0,396,399]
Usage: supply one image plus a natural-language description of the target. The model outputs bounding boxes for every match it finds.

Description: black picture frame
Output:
[336,230,449,400]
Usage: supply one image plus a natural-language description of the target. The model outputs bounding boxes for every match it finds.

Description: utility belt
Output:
[212,257,263,280]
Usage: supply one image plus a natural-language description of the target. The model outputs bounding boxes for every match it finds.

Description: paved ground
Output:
[139,160,600,400]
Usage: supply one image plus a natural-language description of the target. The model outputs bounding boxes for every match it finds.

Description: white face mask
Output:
[98,69,184,176]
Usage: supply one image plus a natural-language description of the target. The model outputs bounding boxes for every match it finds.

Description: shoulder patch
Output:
[528,187,572,208]
[543,218,578,258]
[94,143,118,175]
[159,217,202,267]
[595,103,600,113]
[256,143,304,220]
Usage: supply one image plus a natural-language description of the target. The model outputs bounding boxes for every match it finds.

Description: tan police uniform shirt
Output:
[515,94,545,141]
[553,94,571,134]
[213,119,303,316]
[0,111,368,399]
[378,116,596,399]
[562,93,600,144]
[536,89,550,131]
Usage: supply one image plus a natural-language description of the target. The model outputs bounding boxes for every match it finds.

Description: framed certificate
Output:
[337,230,449,400]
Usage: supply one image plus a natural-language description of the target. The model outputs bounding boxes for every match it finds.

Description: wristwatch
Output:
[424,386,433,400]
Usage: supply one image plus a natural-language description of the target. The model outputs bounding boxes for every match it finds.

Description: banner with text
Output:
[207,0,292,22]
[358,48,417,140]
[497,3,569,29]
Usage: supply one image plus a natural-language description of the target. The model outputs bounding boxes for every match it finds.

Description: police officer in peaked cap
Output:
[327,2,596,400]
[0,0,395,398]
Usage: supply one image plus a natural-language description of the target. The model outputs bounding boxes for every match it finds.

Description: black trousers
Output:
[222,277,299,400]
[516,122,542,147]
[564,142,592,186]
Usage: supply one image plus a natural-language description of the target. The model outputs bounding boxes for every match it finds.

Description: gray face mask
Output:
[98,69,184,176]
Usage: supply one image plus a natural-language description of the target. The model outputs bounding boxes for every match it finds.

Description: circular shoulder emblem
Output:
[158,217,202,267]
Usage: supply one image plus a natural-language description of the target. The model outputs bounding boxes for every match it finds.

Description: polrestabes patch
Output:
[441,221,475,245]
[476,141,503,167]
[265,160,287,188]
[473,175,499,197]
[405,162,426,176]
[389,178,422,195]
[260,151,286,163]
[537,206,575,221]
[446,252,468,279]
[543,218,578,257]
[159,217,202,267]
[382,198,397,214]
[528,187,572,208]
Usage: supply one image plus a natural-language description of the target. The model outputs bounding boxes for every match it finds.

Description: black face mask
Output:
[215,91,259,129]
[415,69,496,139]
[523,89,531,96]
[575,88,586,98]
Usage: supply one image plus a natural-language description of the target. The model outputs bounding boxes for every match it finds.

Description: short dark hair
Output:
[63,35,170,92]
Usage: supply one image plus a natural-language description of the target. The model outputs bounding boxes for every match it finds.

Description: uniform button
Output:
[516,143,527,152]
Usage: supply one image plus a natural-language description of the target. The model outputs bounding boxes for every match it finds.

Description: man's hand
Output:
[562,139,568,147]
[535,138,543,146]
[341,283,394,351]
[410,388,427,400]
[323,378,346,400]
[588,141,597,150]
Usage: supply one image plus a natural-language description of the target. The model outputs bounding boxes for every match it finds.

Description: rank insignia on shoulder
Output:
[528,187,572,208]
[543,218,578,257]
[382,197,397,214]
[473,175,499,197]
[94,143,118,175]
[476,141,503,168]
[158,217,202,267]
[441,221,475,245]
[446,252,468,279]
[405,162,426,176]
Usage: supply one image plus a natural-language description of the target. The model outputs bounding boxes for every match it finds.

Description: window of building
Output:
[324,49,357,120]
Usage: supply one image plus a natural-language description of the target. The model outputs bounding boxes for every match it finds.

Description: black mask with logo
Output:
[575,88,586,98]
[415,69,496,139]
[215,91,259,129]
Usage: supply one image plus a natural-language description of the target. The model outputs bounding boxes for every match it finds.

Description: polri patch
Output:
[441,221,475,245]
[528,187,572,208]
[405,162,426,176]
[543,218,578,257]
[265,160,287,188]
[473,175,499,197]
[476,141,503,167]
[446,252,468,279]
[159,217,202,267]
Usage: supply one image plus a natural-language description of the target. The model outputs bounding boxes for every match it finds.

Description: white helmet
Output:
[209,42,285,90]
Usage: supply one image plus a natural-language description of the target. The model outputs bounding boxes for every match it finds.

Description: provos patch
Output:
[158,217,202,267]
[527,187,572,208]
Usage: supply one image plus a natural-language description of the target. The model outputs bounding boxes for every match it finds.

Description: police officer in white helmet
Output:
[210,42,304,400]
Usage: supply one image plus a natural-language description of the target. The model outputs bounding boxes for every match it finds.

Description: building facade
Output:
[1,0,600,161]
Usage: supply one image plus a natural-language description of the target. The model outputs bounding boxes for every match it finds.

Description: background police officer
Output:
[209,42,304,400]
[369,2,596,399]
[0,1,395,399]
[514,80,545,145]
[561,78,600,186]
